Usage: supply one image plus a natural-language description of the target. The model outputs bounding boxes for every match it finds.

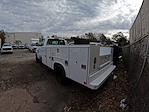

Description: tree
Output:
[100,34,107,44]
[0,30,6,47]
[106,38,112,45]
[112,32,129,46]
[14,40,22,46]
[85,32,97,41]
[51,35,58,38]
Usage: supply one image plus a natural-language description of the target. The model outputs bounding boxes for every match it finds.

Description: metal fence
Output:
[122,34,149,112]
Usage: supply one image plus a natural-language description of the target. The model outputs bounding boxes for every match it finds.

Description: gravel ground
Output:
[0,49,72,112]
[0,49,128,112]
[64,63,129,112]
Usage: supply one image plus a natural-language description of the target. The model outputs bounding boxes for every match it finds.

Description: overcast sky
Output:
[0,0,143,37]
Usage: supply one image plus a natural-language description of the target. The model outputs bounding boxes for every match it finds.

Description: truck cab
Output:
[36,38,67,62]
[43,38,67,46]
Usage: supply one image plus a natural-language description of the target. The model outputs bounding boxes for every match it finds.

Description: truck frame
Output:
[36,38,116,90]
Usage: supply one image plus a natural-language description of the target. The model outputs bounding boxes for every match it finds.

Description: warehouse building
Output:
[5,32,42,44]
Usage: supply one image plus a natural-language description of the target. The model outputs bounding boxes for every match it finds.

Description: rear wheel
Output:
[54,64,69,85]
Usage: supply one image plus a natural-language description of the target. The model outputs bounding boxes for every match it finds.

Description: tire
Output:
[54,65,69,85]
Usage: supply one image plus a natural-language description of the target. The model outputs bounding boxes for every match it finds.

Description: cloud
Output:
[0,0,143,37]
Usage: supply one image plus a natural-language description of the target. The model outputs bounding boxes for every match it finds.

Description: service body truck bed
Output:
[36,38,116,90]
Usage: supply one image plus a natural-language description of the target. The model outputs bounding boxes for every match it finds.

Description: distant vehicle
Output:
[28,43,40,52]
[24,43,29,49]
[12,44,18,49]
[1,43,13,54]
[28,38,40,52]
[18,44,25,49]
[31,38,39,44]
[36,38,116,90]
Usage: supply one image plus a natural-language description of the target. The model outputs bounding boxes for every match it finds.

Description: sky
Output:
[0,0,143,37]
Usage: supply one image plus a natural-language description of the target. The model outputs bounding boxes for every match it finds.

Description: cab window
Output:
[46,39,65,45]
[59,40,65,45]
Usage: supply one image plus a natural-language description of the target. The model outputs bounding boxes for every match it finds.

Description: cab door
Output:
[46,47,52,68]
[41,47,47,65]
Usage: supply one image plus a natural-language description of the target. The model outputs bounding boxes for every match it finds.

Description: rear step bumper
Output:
[89,65,116,90]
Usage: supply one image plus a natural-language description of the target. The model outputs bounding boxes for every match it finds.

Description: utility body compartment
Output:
[37,41,116,90]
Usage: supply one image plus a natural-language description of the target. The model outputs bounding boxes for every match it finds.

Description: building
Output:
[128,0,149,111]
[5,32,42,44]
[129,0,149,44]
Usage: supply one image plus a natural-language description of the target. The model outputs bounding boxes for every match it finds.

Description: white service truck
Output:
[36,38,116,90]
[28,38,40,52]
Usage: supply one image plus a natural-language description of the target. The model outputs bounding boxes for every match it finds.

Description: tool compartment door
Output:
[69,46,89,84]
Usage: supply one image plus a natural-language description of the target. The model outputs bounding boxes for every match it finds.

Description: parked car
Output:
[24,43,29,49]
[12,44,18,49]
[18,44,25,49]
[28,43,40,52]
[1,43,13,54]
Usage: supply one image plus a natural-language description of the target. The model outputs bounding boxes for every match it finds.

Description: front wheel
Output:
[35,54,40,63]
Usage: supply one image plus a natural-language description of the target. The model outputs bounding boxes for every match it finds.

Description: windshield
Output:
[46,39,65,45]
[3,43,11,46]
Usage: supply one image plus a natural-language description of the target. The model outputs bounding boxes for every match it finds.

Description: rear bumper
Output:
[88,64,116,90]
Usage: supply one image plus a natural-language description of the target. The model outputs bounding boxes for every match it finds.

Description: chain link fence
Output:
[122,34,149,112]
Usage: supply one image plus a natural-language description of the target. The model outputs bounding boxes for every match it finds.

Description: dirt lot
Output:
[0,49,128,112]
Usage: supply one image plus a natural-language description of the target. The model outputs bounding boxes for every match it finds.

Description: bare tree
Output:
[85,33,97,41]
[112,32,129,46]
[14,40,22,46]
[0,30,6,47]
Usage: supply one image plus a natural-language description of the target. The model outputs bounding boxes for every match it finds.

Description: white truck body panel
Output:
[69,46,89,85]
[100,47,112,56]
[37,39,116,90]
